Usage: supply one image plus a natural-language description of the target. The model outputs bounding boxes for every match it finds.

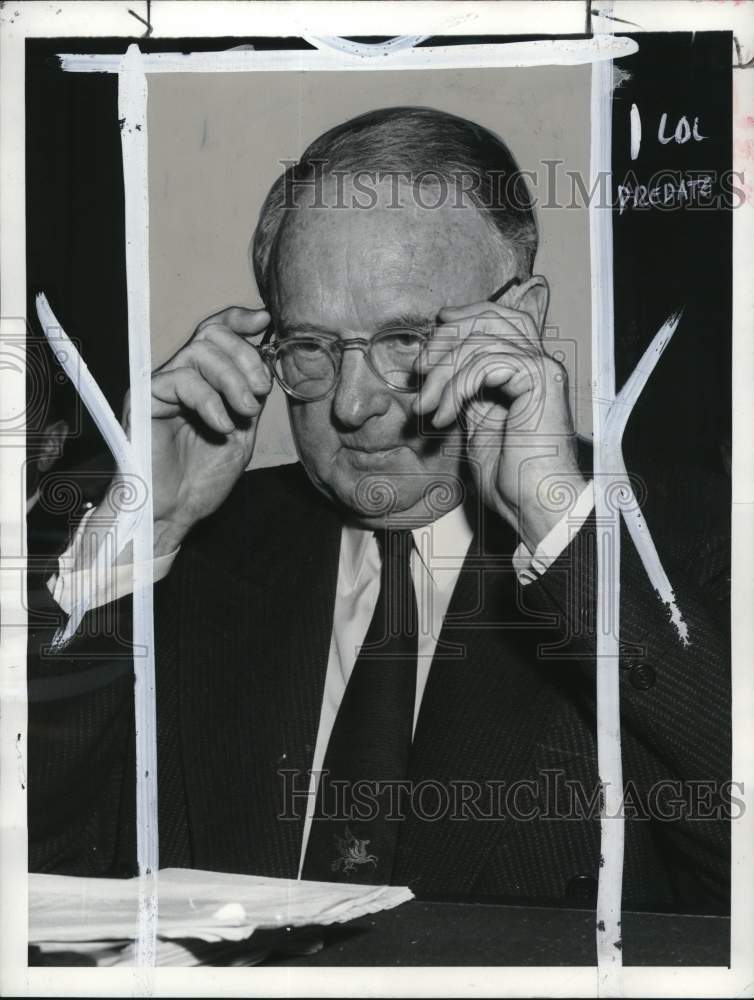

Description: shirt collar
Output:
[341,503,474,589]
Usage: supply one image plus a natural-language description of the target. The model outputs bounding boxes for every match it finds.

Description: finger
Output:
[432,354,524,429]
[173,341,267,416]
[448,352,567,433]
[415,314,535,378]
[438,301,538,343]
[193,324,272,395]
[197,306,270,338]
[414,333,527,415]
[415,335,510,414]
[412,340,458,414]
[414,322,501,414]
[151,368,235,434]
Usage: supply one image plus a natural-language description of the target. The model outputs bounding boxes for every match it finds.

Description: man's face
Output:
[270,178,503,527]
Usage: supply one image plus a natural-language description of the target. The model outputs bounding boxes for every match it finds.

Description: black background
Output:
[611,32,732,479]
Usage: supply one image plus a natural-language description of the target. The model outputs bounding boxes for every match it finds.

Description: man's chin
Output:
[300,447,465,525]
[335,464,465,527]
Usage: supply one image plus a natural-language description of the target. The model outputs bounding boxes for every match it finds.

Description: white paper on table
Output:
[29,867,413,946]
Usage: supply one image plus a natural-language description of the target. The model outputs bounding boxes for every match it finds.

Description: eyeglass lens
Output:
[273,329,425,400]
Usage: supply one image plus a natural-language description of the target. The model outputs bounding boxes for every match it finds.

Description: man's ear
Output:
[37,419,69,472]
[510,275,550,335]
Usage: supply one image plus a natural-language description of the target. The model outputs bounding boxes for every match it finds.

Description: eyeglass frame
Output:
[257,276,522,402]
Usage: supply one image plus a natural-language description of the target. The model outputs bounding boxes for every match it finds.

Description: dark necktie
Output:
[302,530,418,884]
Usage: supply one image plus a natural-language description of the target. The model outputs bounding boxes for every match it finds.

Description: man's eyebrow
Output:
[277,313,437,337]
[379,311,436,331]
[276,321,338,337]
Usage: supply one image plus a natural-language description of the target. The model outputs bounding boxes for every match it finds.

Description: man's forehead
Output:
[282,174,492,233]
[270,180,501,327]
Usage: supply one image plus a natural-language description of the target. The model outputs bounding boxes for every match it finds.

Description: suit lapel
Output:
[394,514,563,895]
[175,467,342,877]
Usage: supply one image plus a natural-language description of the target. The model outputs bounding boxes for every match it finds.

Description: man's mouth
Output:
[341,443,406,466]
[343,444,400,455]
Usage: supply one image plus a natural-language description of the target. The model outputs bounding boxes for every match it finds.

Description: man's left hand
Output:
[413,299,586,551]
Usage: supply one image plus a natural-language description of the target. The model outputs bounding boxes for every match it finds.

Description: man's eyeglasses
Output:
[259,276,521,402]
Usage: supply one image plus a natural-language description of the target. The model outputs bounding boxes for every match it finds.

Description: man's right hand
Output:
[125,306,273,555]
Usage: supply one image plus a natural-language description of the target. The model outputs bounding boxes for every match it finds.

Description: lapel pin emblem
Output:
[331,826,378,874]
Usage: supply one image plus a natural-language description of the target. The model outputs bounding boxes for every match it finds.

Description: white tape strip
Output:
[56,36,638,74]
[34,294,144,648]
[591,11,686,993]
[607,311,689,645]
[118,43,158,976]
[590,9,625,996]
[301,34,430,56]
[34,296,133,472]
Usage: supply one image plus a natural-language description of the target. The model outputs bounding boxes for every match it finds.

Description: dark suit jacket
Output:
[28,461,731,912]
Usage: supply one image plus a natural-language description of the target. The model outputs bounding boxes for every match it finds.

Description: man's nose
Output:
[331,347,392,429]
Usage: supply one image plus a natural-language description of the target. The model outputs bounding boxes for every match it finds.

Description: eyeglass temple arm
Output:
[260,323,275,348]
[489,276,521,303]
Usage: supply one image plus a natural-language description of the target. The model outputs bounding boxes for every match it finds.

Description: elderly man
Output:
[29,107,730,911]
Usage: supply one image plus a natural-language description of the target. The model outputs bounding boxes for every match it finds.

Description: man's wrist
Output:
[513,479,595,585]
[99,476,187,558]
[153,518,189,559]
[516,472,589,552]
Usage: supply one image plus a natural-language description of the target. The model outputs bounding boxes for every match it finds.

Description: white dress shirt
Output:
[299,505,474,873]
[47,478,595,874]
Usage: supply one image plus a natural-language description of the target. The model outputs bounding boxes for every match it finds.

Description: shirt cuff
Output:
[46,506,179,616]
[513,480,595,586]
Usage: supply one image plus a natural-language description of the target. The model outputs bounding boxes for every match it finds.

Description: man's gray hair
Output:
[251,106,538,303]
